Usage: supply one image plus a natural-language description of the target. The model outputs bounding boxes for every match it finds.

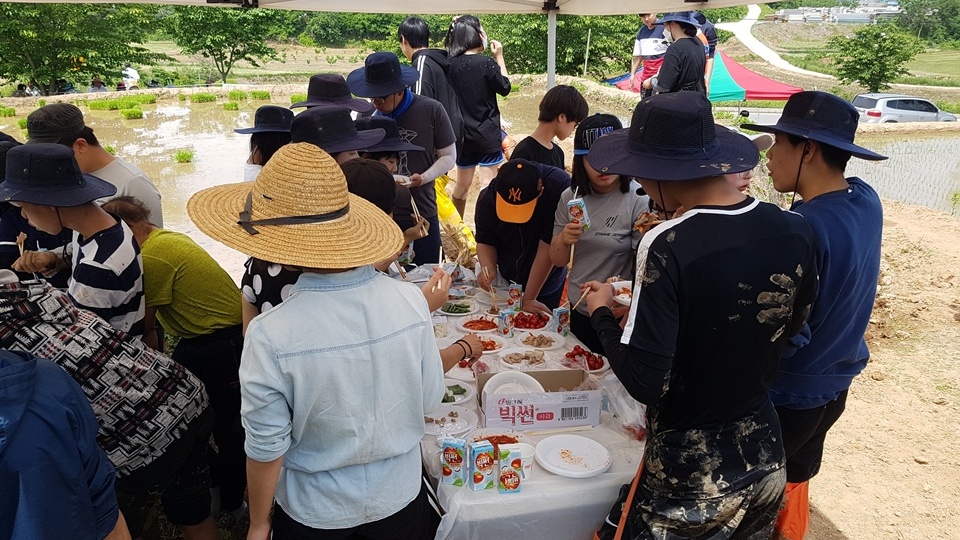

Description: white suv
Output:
[852,93,957,123]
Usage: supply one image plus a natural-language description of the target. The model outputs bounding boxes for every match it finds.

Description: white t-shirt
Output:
[92,156,164,227]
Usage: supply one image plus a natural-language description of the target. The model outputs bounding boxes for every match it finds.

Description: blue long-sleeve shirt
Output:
[771,178,883,409]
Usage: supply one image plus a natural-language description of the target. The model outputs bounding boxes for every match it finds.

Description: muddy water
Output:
[2,97,957,281]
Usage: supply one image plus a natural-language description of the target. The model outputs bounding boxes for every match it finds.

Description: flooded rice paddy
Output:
[1,95,957,280]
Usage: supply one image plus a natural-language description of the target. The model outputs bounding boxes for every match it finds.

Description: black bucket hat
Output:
[354,117,424,153]
[291,74,374,113]
[0,143,116,206]
[346,52,420,98]
[741,91,887,161]
[234,105,295,134]
[290,107,385,154]
[588,92,758,182]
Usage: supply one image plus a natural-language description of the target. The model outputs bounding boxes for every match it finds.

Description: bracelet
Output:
[455,339,474,358]
[454,341,469,360]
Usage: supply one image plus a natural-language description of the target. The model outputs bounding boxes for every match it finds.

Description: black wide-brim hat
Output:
[741,91,887,161]
[346,52,420,98]
[291,74,374,113]
[589,93,758,182]
[354,116,424,153]
[0,143,116,206]
[291,106,385,154]
[234,105,295,134]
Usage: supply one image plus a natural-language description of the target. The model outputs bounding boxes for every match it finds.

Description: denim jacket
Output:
[241,267,445,529]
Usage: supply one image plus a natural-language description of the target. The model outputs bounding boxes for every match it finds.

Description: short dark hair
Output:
[58,126,100,148]
[445,15,484,57]
[17,84,26,90]
[571,155,632,196]
[250,131,291,166]
[538,85,589,123]
[785,133,851,173]
[101,196,153,226]
[341,158,397,214]
[678,22,698,37]
[359,150,400,163]
[398,17,430,49]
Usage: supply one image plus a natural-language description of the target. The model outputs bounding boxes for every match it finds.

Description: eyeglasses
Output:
[371,94,396,104]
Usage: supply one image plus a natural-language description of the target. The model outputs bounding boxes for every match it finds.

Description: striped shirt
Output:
[69,218,145,336]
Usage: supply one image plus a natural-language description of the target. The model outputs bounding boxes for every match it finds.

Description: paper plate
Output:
[535,434,612,479]
[479,334,506,355]
[482,371,545,397]
[514,330,566,350]
[468,428,534,447]
[498,347,550,370]
[611,280,633,306]
[456,314,500,334]
[424,405,478,437]
[438,300,478,317]
[588,355,610,376]
[474,289,510,307]
[394,174,413,186]
[442,378,476,405]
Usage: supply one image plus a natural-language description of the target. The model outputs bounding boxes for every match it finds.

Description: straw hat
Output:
[187,142,404,269]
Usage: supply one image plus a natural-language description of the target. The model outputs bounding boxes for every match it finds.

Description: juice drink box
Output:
[567,198,591,230]
[440,438,467,486]
[506,283,523,309]
[497,308,515,339]
[469,440,496,491]
[553,306,570,336]
[497,444,523,493]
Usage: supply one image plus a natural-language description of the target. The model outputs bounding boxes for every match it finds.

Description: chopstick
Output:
[570,289,589,312]
[16,232,26,257]
[409,198,428,237]
[394,261,407,280]
[483,267,499,311]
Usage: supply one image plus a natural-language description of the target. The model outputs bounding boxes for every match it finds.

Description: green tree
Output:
[898,0,960,42]
[0,3,162,95]
[829,24,923,92]
[167,6,285,84]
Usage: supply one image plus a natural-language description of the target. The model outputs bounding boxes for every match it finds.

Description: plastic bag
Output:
[599,371,647,441]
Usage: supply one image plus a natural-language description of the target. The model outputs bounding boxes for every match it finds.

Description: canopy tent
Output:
[706,51,803,101]
[605,50,803,102]
[7,0,761,86]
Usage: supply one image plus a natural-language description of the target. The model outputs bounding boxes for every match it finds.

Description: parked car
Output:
[852,93,957,123]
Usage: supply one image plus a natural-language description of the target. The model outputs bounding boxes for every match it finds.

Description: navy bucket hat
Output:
[658,12,701,27]
[588,92,758,182]
[291,74,374,113]
[234,105,295,134]
[290,107,385,154]
[741,91,887,161]
[0,143,116,206]
[347,52,419,98]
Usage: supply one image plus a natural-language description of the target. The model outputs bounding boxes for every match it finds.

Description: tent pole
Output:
[547,10,557,88]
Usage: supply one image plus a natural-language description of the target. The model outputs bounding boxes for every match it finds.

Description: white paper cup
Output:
[517,443,535,479]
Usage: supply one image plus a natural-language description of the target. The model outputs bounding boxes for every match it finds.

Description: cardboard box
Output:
[478,369,601,431]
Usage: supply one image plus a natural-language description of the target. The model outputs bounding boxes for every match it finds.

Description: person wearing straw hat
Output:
[87,76,109,93]
[741,90,887,540]
[348,51,457,266]
[235,105,294,181]
[290,73,374,116]
[1,143,146,337]
[549,113,647,354]
[582,92,818,539]
[474,158,570,314]
[188,143,445,540]
[643,12,706,96]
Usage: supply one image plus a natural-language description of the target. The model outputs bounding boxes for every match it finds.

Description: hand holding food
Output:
[581,280,614,315]
[423,267,453,312]
[12,250,62,276]
[408,173,424,188]
[559,222,584,246]
[477,266,495,292]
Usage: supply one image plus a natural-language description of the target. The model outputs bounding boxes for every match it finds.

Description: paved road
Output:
[715,4,834,79]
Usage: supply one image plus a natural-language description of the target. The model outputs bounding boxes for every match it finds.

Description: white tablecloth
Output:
[424,310,645,540]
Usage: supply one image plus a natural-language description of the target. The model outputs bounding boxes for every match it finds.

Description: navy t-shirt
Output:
[474,163,570,298]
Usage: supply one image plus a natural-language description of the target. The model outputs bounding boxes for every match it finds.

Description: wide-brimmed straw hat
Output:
[0,143,116,206]
[291,74,374,113]
[234,105,295,134]
[347,52,420,98]
[187,142,403,269]
[741,91,887,161]
[355,116,424,153]
[588,93,758,182]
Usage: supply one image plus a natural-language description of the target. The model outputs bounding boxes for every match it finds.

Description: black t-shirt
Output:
[593,198,818,497]
[474,163,570,296]
[447,54,511,154]
[511,137,565,169]
[655,36,706,94]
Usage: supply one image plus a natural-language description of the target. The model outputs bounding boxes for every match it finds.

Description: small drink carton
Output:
[497,308,515,339]
[553,306,570,336]
[469,440,496,491]
[497,444,523,493]
[567,198,591,230]
[440,438,467,486]
[507,283,523,309]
